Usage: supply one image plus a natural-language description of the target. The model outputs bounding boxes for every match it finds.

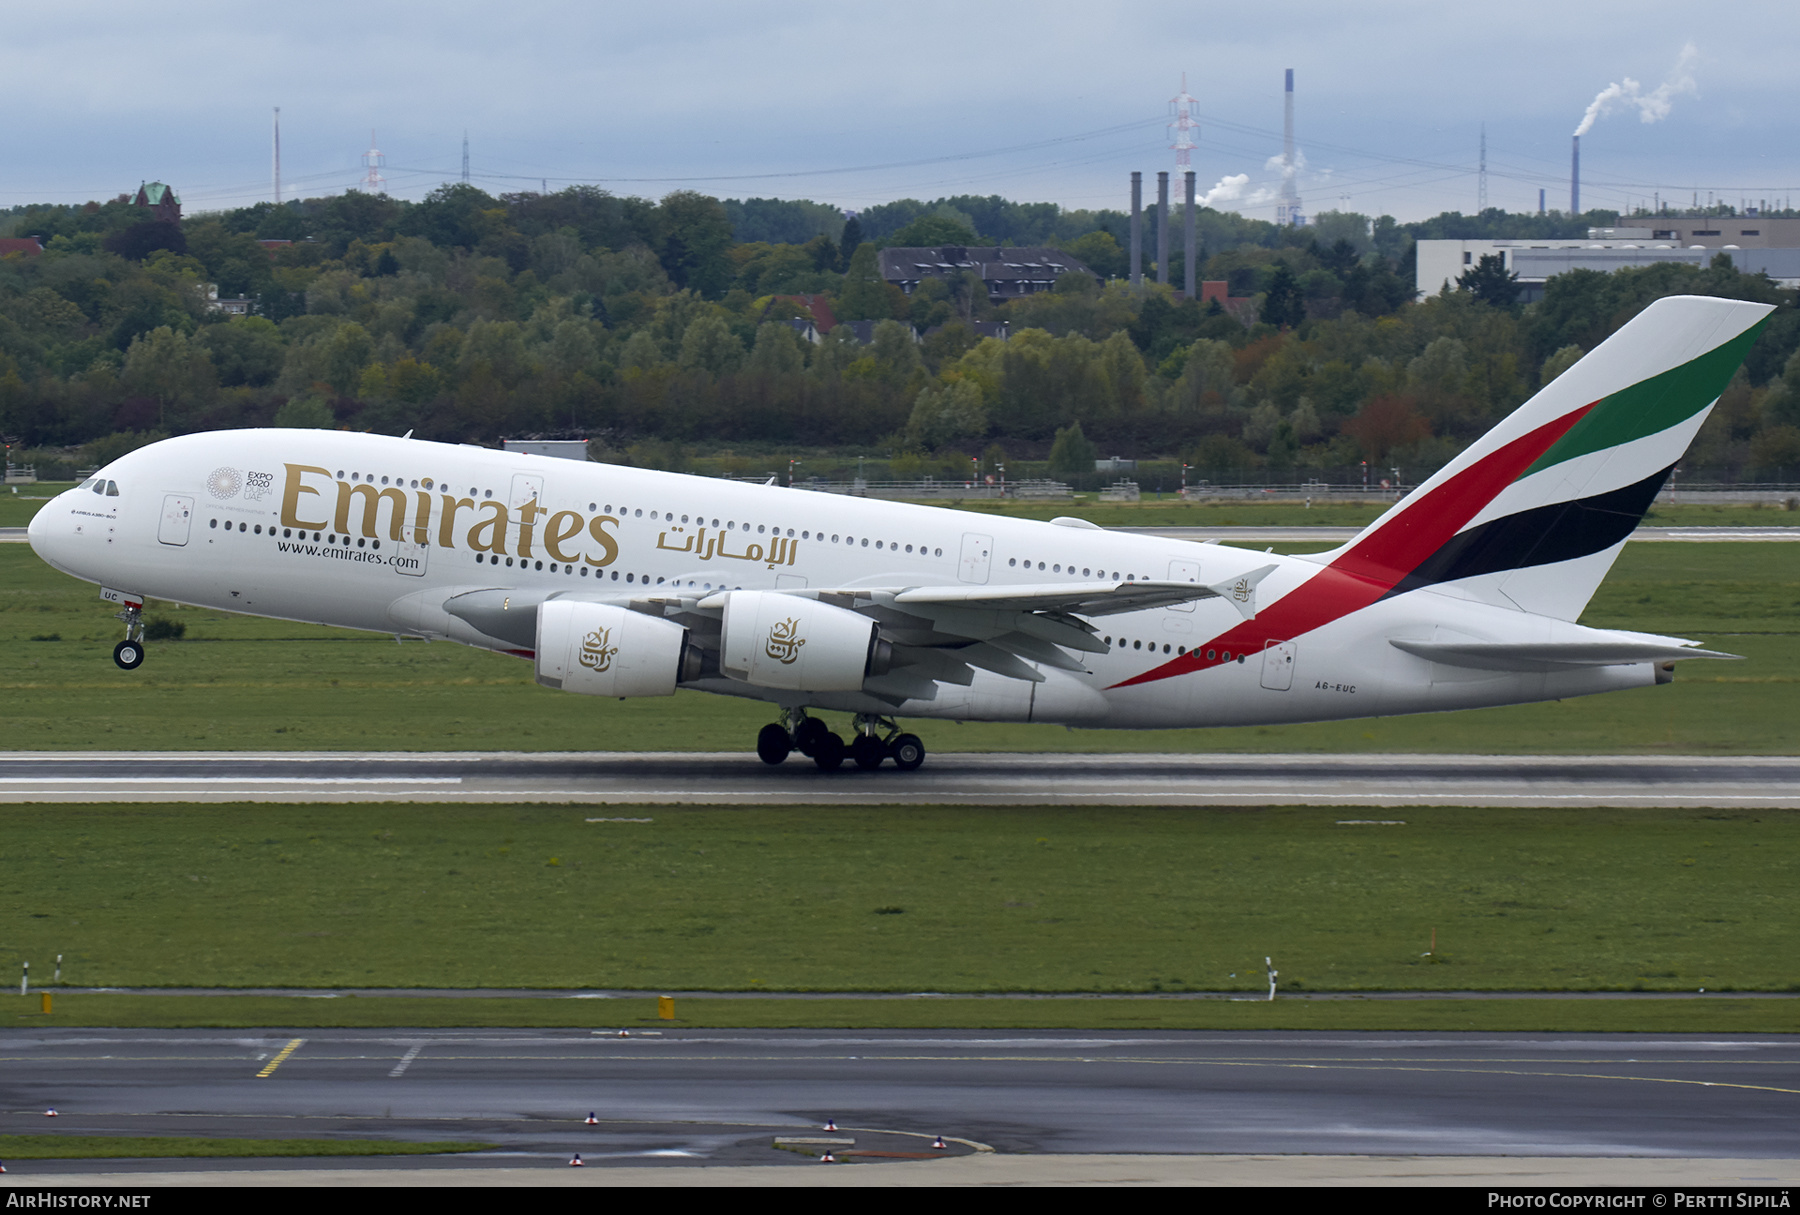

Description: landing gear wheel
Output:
[890,733,925,771]
[112,640,144,670]
[811,732,846,771]
[849,734,888,770]
[793,717,831,757]
[756,723,793,766]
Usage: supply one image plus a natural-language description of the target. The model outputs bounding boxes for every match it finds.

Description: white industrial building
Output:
[1418,228,1800,302]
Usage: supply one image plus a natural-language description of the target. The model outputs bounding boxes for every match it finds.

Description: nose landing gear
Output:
[112,601,145,670]
[754,710,925,772]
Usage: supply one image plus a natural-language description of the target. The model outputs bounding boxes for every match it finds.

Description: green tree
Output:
[322,322,377,395]
[618,329,664,372]
[1457,253,1520,308]
[274,393,335,428]
[906,378,987,449]
[122,326,216,426]
[1061,230,1126,280]
[1540,344,1584,386]
[1168,338,1237,413]
[887,214,979,248]
[398,183,503,250]
[837,215,864,271]
[677,314,745,376]
[836,244,895,322]
[198,317,285,388]
[747,322,806,376]
[1259,263,1305,328]
[1047,421,1098,477]
[868,319,924,388]
[658,191,735,299]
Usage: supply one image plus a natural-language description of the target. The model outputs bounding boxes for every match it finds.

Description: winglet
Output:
[1208,563,1277,621]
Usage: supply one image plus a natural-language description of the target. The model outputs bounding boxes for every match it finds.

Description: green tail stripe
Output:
[1520,318,1767,479]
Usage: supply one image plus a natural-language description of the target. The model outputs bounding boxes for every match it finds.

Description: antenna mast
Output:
[1168,73,1200,173]
[360,130,387,194]
[272,107,282,204]
[1478,123,1488,212]
[462,131,470,184]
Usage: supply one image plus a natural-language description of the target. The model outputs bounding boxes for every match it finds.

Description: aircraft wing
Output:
[684,566,1278,701]
[891,564,1278,620]
[438,567,1278,706]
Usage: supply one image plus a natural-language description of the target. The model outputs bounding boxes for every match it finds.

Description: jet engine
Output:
[535,600,700,697]
[719,591,892,692]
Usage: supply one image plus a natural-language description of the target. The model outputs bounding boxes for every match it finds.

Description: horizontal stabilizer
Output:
[1390,638,1739,673]
[1208,563,1278,621]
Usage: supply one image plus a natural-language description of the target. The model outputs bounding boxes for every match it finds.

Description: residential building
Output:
[132,182,181,225]
[878,245,1096,304]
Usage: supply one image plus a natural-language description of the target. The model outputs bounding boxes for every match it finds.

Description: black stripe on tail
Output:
[1384,463,1673,598]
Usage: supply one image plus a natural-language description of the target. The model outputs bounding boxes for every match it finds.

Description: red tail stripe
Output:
[1111,403,1594,690]
[1330,405,1594,585]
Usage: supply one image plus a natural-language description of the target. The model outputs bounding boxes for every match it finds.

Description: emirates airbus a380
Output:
[28,296,1768,771]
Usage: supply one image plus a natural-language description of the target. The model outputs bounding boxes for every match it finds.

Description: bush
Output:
[144,618,186,641]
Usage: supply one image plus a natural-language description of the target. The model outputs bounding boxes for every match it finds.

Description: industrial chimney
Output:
[1130,171,1143,287]
[1278,69,1302,226]
[1156,171,1170,286]
[1571,135,1581,215]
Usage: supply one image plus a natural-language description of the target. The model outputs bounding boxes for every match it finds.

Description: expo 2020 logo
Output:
[206,466,243,500]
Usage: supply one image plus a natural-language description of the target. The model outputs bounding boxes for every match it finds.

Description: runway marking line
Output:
[255,1037,304,1078]
[389,1043,424,1077]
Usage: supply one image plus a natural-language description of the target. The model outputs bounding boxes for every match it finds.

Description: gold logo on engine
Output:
[578,626,618,672]
[765,617,806,665]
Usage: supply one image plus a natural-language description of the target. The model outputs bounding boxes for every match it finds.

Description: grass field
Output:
[3,541,1795,754]
[1,803,1794,995]
[9,994,1798,1034]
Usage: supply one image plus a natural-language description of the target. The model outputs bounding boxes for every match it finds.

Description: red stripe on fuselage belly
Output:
[1111,404,1593,690]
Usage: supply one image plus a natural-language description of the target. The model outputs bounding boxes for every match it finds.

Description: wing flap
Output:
[1391,638,1740,672]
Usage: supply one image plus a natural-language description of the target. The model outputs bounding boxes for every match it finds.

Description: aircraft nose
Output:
[27,488,87,575]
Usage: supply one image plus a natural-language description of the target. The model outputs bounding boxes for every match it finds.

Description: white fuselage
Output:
[28,430,1660,730]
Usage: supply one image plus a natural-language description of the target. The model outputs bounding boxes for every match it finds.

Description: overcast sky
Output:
[4,0,1795,223]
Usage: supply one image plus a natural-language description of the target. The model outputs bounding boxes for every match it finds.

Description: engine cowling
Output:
[719,591,891,692]
[535,600,698,697]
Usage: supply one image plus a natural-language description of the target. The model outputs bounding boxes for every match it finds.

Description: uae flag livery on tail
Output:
[1118,295,1772,690]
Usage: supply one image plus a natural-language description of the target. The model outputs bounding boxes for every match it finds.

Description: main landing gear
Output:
[757,710,925,773]
[112,601,145,670]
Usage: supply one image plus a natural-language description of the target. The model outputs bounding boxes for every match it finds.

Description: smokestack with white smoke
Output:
[1574,42,1699,137]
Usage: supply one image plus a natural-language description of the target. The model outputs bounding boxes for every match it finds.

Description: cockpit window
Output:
[85,479,102,493]
[105,481,119,497]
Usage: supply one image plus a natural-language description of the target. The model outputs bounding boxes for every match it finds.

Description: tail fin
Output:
[1325,295,1772,620]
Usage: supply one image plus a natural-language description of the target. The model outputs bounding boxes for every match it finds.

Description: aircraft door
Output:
[157,494,194,546]
[958,533,992,584]
[1260,640,1296,691]
[508,473,545,555]
[1166,558,1200,610]
[391,537,429,577]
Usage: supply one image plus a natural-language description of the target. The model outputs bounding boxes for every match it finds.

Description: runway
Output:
[3,750,1797,806]
[3,1028,1798,1175]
